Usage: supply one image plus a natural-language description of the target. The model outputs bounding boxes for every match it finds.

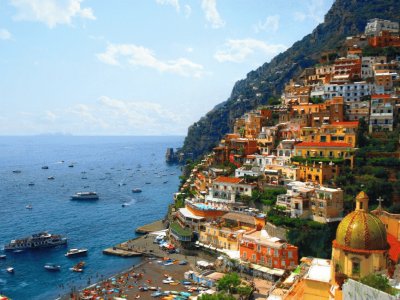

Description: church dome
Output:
[335,191,388,251]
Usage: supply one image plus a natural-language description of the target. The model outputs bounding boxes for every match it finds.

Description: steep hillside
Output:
[181,0,400,159]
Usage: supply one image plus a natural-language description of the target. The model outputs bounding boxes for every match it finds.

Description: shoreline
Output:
[59,221,217,300]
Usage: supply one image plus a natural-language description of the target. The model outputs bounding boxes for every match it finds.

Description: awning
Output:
[250,263,285,276]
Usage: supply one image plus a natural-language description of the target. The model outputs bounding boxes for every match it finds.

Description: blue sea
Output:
[0,136,183,300]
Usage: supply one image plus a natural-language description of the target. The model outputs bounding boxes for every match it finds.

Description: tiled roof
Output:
[295,142,352,148]
[331,121,359,126]
[371,94,392,99]
[214,176,242,184]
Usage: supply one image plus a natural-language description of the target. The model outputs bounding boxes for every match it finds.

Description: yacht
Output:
[44,263,61,271]
[132,188,142,193]
[70,192,99,200]
[4,232,67,251]
[65,248,88,257]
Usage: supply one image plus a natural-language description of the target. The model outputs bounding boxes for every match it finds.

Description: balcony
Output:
[170,222,193,242]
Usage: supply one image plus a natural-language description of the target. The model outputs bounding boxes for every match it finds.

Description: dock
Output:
[102,247,143,257]
[135,219,165,234]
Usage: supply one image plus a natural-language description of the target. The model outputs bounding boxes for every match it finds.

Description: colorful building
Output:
[240,229,298,271]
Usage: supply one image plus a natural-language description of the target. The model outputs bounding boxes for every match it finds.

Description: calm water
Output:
[0,136,183,300]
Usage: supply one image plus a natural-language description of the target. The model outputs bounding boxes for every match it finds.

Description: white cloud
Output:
[183,4,192,18]
[45,110,58,122]
[201,0,225,28]
[254,15,280,33]
[294,0,325,23]
[0,29,11,40]
[10,0,95,28]
[214,38,287,63]
[97,43,204,78]
[156,0,180,12]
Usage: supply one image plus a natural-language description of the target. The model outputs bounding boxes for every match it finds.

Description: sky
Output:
[0,0,334,136]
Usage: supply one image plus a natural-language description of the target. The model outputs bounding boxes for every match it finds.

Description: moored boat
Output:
[0,255,6,259]
[4,232,67,251]
[70,192,99,200]
[132,188,142,193]
[41,166,49,169]
[65,248,88,257]
[6,267,14,273]
[44,263,61,271]
[71,261,85,272]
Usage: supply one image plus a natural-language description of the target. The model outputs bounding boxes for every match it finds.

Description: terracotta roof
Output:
[295,142,352,148]
[331,121,359,127]
[387,233,400,263]
[371,94,392,99]
[214,176,242,184]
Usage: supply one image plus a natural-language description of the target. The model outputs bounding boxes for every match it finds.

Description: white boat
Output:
[0,255,6,259]
[48,176,55,180]
[26,204,33,210]
[4,232,67,251]
[70,192,99,200]
[132,188,142,193]
[122,203,130,207]
[65,248,88,257]
[44,263,61,271]
[6,267,14,273]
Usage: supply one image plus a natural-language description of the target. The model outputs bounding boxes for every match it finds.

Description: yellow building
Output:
[373,209,400,241]
[198,212,265,251]
[331,192,389,282]
[300,121,358,147]
[294,141,354,168]
[295,161,339,185]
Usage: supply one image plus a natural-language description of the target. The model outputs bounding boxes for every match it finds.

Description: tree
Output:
[217,272,241,294]
[199,293,235,300]
[360,274,398,296]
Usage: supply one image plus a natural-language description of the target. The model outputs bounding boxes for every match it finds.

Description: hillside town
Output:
[166,18,400,299]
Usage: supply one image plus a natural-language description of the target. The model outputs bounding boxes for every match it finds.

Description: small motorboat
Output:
[44,263,61,271]
[48,176,55,180]
[12,170,21,174]
[25,204,33,210]
[6,267,14,273]
[28,182,35,186]
[179,260,188,265]
[65,248,88,257]
[162,278,174,284]
[41,166,49,169]
[122,203,130,207]
[163,181,168,184]
[68,164,74,168]
[145,182,151,185]
[0,255,6,259]
[71,261,85,272]
[151,291,163,297]
[132,188,142,193]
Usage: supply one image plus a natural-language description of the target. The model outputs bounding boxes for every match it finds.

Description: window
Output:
[352,260,360,276]
[257,245,261,252]
[274,249,279,257]
[252,254,256,261]
[243,252,247,259]
[288,251,293,258]
[281,260,286,267]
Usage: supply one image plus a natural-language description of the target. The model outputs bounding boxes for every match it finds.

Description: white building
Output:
[365,18,399,37]
[205,176,255,204]
[361,56,387,79]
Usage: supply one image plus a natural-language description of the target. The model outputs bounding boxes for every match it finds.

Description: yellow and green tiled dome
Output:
[336,192,388,251]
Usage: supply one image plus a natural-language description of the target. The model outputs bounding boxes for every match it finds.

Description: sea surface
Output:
[0,136,183,300]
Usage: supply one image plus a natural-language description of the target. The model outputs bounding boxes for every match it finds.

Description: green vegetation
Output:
[244,187,287,206]
[267,207,337,258]
[199,293,235,300]
[216,272,252,298]
[360,274,399,296]
[362,45,400,60]
[170,222,192,237]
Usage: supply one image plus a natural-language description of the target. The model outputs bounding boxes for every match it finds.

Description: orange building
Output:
[368,31,400,48]
[240,230,298,271]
